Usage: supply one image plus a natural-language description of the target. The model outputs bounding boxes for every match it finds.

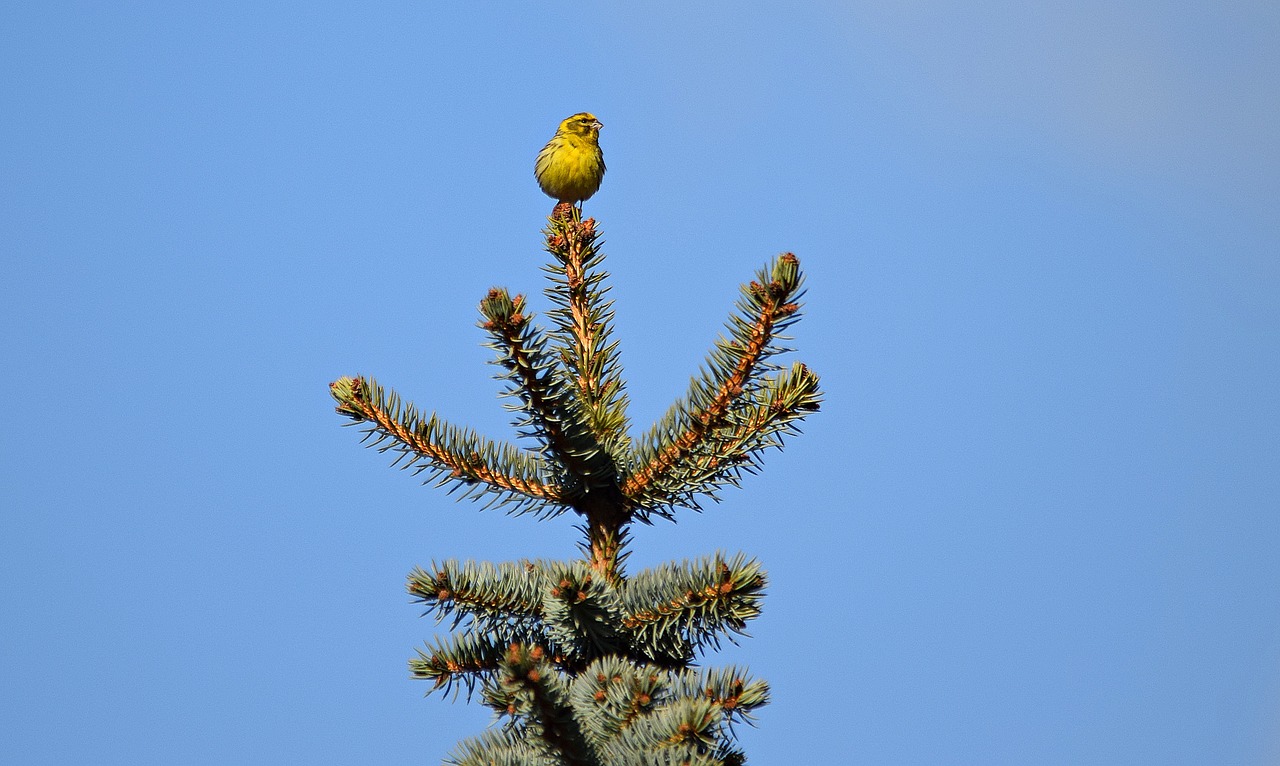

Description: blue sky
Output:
[3,2,1278,764]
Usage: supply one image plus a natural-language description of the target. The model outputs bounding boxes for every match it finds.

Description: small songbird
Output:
[535,113,605,206]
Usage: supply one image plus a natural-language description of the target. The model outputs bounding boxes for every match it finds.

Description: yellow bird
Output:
[535,113,605,206]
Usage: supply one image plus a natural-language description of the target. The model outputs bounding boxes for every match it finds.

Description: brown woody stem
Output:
[621,284,795,499]
[337,377,568,503]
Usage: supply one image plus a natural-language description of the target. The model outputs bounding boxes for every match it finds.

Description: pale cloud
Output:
[839,1,1280,210]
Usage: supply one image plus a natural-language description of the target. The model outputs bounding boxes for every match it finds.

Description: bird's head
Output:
[559,112,603,141]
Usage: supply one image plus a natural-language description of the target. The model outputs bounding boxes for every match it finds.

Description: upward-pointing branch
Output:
[622,254,813,513]
[543,213,632,474]
[479,288,608,494]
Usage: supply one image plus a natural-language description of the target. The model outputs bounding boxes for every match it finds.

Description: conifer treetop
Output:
[329,205,822,765]
[331,207,820,581]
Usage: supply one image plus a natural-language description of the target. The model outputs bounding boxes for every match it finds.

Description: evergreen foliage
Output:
[330,204,820,764]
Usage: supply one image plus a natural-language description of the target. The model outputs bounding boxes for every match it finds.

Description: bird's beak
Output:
[592,120,603,131]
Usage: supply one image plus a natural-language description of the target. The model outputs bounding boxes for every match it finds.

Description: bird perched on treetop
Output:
[535,113,605,207]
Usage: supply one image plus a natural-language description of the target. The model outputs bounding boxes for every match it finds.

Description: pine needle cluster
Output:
[330,207,820,765]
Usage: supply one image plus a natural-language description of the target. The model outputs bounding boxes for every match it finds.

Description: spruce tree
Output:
[329,204,821,765]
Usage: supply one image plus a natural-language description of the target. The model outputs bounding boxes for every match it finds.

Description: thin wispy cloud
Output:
[843,2,1279,206]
